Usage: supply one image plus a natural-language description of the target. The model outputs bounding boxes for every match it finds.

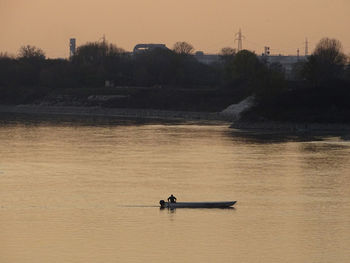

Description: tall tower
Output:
[235,29,244,51]
[69,38,76,58]
[305,38,309,56]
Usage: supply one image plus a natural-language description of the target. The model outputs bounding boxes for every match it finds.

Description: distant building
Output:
[69,38,76,58]
[131,43,306,78]
[260,55,307,77]
[133,44,168,53]
[192,51,307,78]
[194,51,220,65]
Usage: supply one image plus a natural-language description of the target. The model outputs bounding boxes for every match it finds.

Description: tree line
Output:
[244,38,350,122]
[0,38,349,119]
[0,40,285,103]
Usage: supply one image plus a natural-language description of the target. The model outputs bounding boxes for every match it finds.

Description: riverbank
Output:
[3,105,350,131]
[0,105,231,124]
[231,121,350,132]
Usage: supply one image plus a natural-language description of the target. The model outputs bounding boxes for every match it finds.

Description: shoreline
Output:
[2,105,350,131]
[231,121,350,132]
[0,105,231,124]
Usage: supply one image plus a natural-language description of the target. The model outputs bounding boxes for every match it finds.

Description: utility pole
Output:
[235,29,244,51]
[297,48,300,60]
[305,38,309,56]
[100,34,106,44]
[264,46,270,56]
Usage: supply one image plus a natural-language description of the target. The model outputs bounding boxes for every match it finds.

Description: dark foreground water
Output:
[1,116,350,262]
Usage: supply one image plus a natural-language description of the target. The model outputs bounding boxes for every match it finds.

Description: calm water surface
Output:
[0,117,350,262]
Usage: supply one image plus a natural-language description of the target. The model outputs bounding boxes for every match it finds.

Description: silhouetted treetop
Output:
[18,45,45,60]
[73,41,126,65]
[302,38,347,85]
[219,47,236,65]
[313,38,346,66]
[231,50,263,81]
[220,47,236,57]
[173,42,194,55]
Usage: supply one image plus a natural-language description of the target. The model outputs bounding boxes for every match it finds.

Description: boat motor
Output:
[159,200,166,208]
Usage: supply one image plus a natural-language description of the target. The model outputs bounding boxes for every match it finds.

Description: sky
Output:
[1,0,349,58]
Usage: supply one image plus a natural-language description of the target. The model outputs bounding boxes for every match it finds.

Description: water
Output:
[1,116,350,262]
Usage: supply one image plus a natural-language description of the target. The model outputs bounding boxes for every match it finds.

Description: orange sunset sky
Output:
[1,0,349,58]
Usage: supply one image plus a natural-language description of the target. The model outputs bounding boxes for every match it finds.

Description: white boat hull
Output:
[160,201,236,209]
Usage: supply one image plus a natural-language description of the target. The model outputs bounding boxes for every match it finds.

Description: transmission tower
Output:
[235,29,245,51]
[305,38,309,56]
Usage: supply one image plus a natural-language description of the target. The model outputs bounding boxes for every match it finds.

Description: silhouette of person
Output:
[167,194,177,203]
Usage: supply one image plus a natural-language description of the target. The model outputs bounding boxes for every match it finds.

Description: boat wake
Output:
[117,205,160,208]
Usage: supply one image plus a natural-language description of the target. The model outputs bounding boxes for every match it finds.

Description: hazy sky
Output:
[1,0,349,58]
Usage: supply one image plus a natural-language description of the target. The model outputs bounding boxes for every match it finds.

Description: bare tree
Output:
[18,45,45,60]
[107,43,126,56]
[173,42,194,55]
[220,47,236,57]
[73,41,125,64]
[302,38,347,84]
[313,38,346,66]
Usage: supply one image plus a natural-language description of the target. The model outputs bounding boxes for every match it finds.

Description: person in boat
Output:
[167,194,177,203]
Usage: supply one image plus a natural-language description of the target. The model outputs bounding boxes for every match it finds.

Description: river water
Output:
[0,116,350,262]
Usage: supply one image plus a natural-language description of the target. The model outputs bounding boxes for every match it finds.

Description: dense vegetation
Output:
[0,41,284,111]
[242,38,350,122]
[0,38,349,121]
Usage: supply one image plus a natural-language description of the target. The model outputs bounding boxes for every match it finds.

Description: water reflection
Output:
[228,129,350,144]
[1,117,350,263]
[0,112,182,127]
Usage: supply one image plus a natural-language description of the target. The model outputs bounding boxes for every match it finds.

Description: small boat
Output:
[159,200,236,209]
